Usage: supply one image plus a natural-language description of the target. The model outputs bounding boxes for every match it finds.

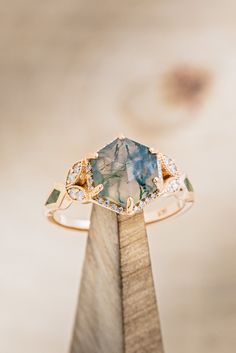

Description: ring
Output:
[45,136,194,231]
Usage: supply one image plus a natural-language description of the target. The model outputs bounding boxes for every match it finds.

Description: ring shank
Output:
[47,191,194,232]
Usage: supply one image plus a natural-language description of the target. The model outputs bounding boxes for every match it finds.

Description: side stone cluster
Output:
[62,137,192,215]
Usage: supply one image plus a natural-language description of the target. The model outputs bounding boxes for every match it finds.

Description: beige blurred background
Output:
[0,1,236,353]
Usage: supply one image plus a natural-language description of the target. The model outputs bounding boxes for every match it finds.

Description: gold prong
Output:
[126,196,135,215]
[118,133,125,140]
[153,176,164,193]
[90,184,104,198]
[81,197,90,204]
[86,152,99,160]
[149,147,158,154]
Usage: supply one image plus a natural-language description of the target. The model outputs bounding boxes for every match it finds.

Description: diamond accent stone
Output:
[90,138,160,208]
[85,162,94,190]
[73,164,81,174]
[166,179,180,193]
[163,155,178,176]
[111,204,118,211]
[67,173,77,183]
[69,188,77,199]
[87,177,93,184]
[86,164,92,172]
[105,200,110,207]
[77,190,85,201]
[94,196,123,214]
[151,193,157,199]
[69,188,85,201]
[139,201,145,209]
[98,197,104,204]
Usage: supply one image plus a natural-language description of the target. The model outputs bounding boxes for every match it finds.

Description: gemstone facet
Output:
[90,138,160,207]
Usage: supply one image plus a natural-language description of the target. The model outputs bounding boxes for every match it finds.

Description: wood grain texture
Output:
[70,204,164,353]
[119,213,164,353]
[70,205,123,353]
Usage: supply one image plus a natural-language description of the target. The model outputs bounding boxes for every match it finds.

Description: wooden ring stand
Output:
[70,204,164,353]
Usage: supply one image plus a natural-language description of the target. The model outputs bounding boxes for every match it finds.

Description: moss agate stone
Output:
[90,138,159,207]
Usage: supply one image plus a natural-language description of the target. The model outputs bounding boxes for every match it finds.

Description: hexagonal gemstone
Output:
[90,138,160,207]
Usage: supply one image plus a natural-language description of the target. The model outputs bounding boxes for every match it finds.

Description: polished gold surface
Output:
[0,1,236,353]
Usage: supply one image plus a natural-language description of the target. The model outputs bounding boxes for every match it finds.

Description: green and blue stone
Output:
[90,138,160,208]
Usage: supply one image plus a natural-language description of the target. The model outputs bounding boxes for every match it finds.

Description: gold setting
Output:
[45,136,194,231]
[126,197,135,215]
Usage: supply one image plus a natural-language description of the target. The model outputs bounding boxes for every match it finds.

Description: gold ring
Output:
[45,136,194,231]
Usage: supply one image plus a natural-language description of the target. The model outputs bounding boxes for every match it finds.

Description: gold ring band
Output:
[45,137,194,231]
[46,188,193,231]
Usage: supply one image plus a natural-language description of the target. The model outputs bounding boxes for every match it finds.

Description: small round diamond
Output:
[170,164,178,174]
[163,155,179,176]
[73,164,81,174]
[87,177,93,184]
[139,201,145,209]
[69,188,77,199]
[105,200,110,207]
[67,173,77,183]
[69,188,85,201]
[77,190,85,201]
[98,198,104,204]
[167,179,180,193]
[111,204,118,212]
[86,165,92,172]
